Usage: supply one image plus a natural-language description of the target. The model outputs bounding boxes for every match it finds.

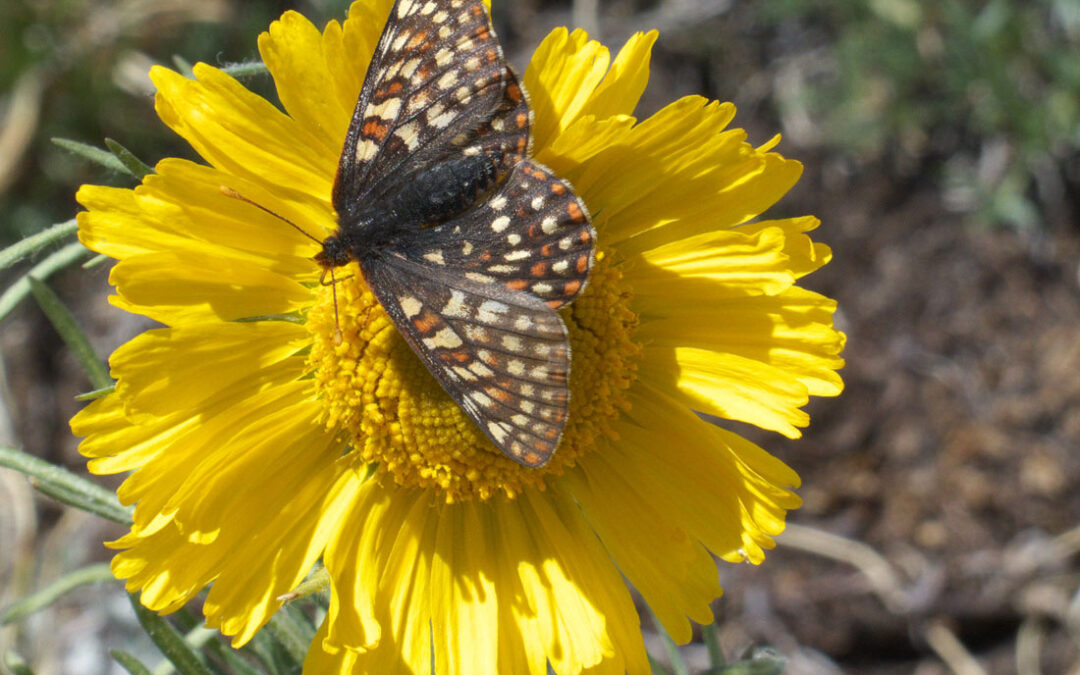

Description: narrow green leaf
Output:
[1,563,114,625]
[111,650,154,675]
[0,220,78,271]
[222,61,270,78]
[263,608,312,665]
[52,138,133,176]
[0,242,92,324]
[128,594,214,675]
[3,650,34,675]
[105,139,153,179]
[75,384,116,401]
[28,276,112,390]
[0,446,132,525]
[82,254,110,269]
[206,639,264,675]
[243,629,286,675]
[702,622,726,667]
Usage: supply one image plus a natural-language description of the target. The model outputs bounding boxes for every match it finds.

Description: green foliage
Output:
[760,0,1080,229]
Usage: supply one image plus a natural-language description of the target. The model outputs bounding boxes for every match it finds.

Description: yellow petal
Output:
[151,64,336,202]
[563,462,720,644]
[107,250,313,325]
[109,321,309,417]
[642,344,812,438]
[77,162,325,280]
[430,502,500,674]
[583,31,658,121]
[631,224,798,300]
[525,28,611,150]
[636,286,846,398]
[620,386,801,565]
[110,393,344,645]
[567,97,801,252]
[259,0,395,154]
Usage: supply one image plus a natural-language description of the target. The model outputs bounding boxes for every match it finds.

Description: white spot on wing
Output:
[487,422,508,443]
[437,70,458,90]
[423,327,463,349]
[443,290,469,319]
[356,139,379,162]
[368,98,402,120]
[491,216,511,232]
[394,123,421,150]
[399,295,423,318]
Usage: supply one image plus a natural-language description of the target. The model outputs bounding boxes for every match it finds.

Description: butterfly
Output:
[314,0,596,467]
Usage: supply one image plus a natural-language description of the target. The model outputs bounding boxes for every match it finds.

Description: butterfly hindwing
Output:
[361,253,570,467]
[403,160,595,309]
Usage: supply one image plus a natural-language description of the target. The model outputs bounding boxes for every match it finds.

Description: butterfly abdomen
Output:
[386,151,503,230]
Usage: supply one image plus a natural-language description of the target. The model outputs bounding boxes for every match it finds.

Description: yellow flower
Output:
[71,1,844,672]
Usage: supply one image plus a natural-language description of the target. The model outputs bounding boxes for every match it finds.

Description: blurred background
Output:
[2,0,1079,673]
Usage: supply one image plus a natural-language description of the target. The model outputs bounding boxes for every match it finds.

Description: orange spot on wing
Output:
[406,31,429,50]
[567,202,584,222]
[412,311,440,333]
[376,80,404,99]
[551,182,567,195]
[563,280,581,295]
[486,49,499,62]
[363,119,389,141]
[531,262,549,277]
[506,279,529,290]
[576,254,589,273]
[578,229,591,243]
[515,112,528,128]
[541,244,556,257]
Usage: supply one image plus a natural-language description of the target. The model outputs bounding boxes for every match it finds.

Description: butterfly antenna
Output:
[330,266,343,345]
[219,186,323,245]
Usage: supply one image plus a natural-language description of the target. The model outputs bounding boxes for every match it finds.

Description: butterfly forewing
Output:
[362,254,570,467]
[333,0,529,218]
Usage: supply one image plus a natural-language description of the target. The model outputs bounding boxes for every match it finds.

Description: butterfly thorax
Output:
[326,150,505,268]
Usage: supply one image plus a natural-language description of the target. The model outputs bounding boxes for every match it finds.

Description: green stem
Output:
[0,242,92,323]
[1,563,115,625]
[0,446,132,525]
[0,220,78,270]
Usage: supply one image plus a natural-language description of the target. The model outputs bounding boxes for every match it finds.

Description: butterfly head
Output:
[314,234,353,270]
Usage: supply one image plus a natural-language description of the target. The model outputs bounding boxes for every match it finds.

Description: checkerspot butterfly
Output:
[317,0,595,467]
